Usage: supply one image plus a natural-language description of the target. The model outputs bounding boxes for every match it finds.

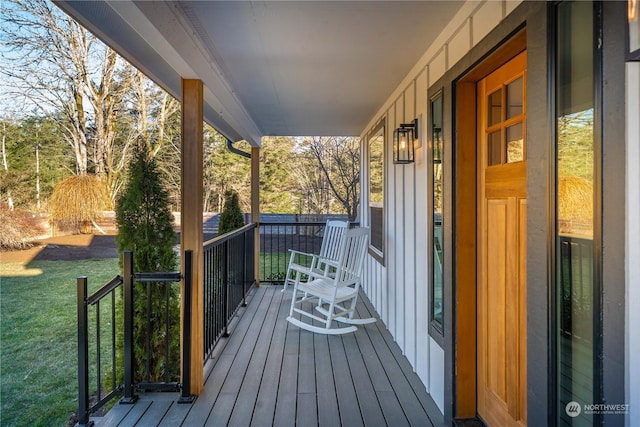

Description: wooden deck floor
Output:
[94,286,444,427]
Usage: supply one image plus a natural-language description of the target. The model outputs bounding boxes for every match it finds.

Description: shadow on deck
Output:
[93,286,445,426]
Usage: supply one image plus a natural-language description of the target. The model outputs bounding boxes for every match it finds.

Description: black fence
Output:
[557,235,595,426]
[76,251,193,426]
[203,223,256,359]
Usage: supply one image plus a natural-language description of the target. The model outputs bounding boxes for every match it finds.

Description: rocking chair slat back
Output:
[335,227,369,286]
[283,220,348,291]
[320,220,349,263]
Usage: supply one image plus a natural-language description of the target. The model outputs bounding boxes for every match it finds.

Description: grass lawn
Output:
[259,252,314,283]
[0,258,119,427]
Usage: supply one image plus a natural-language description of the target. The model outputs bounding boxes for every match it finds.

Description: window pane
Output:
[507,77,524,118]
[369,123,385,258]
[369,134,384,205]
[488,89,502,126]
[555,2,596,426]
[488,131,502,166]
[506,123,524,163]
[431,93,444,333]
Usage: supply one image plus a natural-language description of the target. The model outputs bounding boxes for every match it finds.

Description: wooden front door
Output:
[477,50,527,427]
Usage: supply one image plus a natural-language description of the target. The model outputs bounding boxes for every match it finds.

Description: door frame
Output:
[454,28,527,419]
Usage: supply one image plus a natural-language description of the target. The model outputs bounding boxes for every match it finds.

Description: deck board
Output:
[115,398,151,427]
[341,331,387,426]
[328,333,364,427]
[251,291,289,426]
[314,333,341,427]
[133,395,173,427]
[94,286,442,426]
[229,289,280,426]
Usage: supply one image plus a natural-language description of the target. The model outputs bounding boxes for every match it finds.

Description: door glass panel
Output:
[507,77,524,118]
[506,123,524,163]
[488,89,502,126]
[488,131,502,166]
[555,2,597,426]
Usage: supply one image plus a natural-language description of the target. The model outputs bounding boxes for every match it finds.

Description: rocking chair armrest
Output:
[287,249,314,258]
[287,249,317,269]
[288,262,314,275]
[288,256,338,281]
[312,256,340,276]
[287,250,336,268]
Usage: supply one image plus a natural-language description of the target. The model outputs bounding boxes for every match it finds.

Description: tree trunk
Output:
[1,122,14,210]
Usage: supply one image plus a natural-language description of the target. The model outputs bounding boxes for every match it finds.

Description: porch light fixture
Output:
[393,118,418,164]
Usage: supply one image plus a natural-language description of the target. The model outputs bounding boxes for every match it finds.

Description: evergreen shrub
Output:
[115,146,179,384]
[218,189,244,235]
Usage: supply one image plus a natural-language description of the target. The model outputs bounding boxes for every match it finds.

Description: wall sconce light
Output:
[393,118,418,164]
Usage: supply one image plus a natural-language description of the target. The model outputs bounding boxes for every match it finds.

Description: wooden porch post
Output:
[181,79,204,393]
[252,146,260,286]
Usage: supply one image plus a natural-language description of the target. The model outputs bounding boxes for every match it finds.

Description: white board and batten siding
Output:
[359,0,523,414]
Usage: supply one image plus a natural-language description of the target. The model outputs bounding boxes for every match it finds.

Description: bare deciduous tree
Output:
[1,0,135,193]
[0,0,182,207]
[1,122,14,209]
[2,0,93,173]
[298,136,360,220]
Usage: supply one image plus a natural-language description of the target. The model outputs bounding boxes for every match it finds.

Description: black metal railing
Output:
[203,223,256,359]
[558,235,594,343]
[259,221,358,284]
[133,271,182,393]
[76,250,193,426]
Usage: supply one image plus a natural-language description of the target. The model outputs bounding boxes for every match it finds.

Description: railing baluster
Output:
[242,230,247,307]
[145,281,151,383]
[223,239,230,337]
[121,250,137,404]
[96,300,101,403]
[165,281,170,384]
[111,291,116,396]
[77,276,92,427]
[179,250,195,403]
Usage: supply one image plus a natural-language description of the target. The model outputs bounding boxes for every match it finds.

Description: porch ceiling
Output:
[53,1,465,146]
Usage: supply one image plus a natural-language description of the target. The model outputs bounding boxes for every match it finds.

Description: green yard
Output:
[0,258,119,427]
[259,252,314,283]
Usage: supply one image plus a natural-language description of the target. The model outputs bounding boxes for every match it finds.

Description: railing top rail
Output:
[86,275,123,305]
[134,272,182,283]
[204,222,257,248]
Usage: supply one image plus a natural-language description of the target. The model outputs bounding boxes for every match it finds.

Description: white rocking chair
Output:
[286,227,375,334]
[282,220,348,292]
